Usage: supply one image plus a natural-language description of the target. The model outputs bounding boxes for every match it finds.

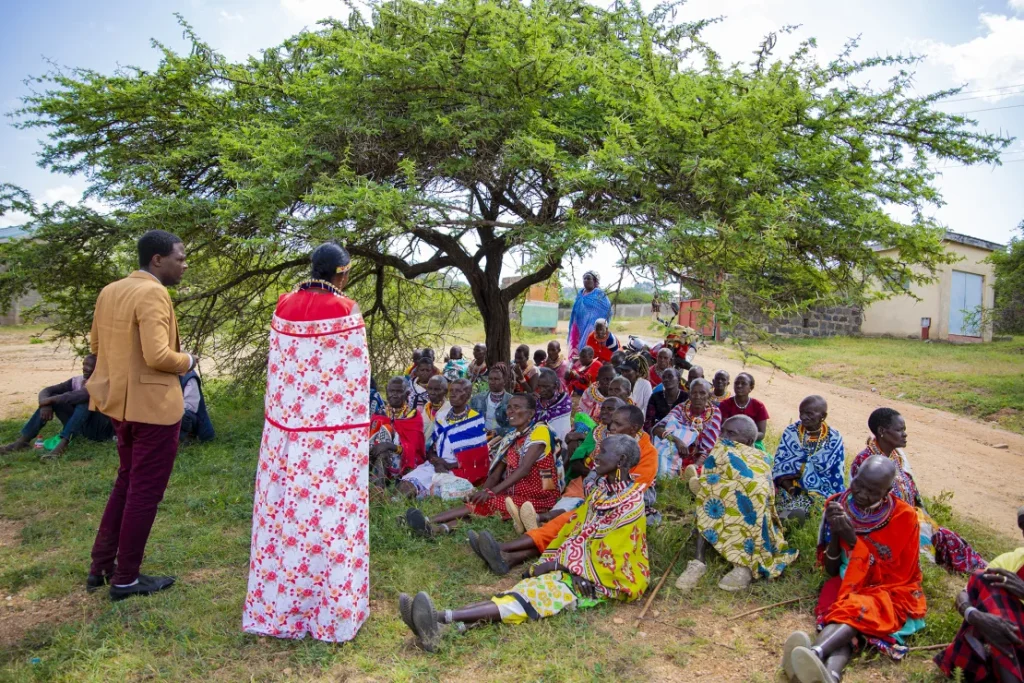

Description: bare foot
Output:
[0,438,31,454]
[40,438,70,461]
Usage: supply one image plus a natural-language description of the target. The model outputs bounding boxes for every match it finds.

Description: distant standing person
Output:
[651,296,661,318]
[243,243,371,643]
[567,271,612,357]
[86,230,197,600]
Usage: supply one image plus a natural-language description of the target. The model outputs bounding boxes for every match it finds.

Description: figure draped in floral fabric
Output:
[243,243,371,643]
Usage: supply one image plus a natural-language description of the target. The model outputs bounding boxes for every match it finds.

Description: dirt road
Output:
[2,325,1021,539]
[702,345,1024,540]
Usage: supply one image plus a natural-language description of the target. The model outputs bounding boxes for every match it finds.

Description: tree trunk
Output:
[482,301,513,372]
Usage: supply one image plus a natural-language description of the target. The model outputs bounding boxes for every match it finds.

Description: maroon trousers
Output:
[90,419,180,585]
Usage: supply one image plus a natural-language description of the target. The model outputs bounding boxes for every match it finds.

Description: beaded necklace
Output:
[296,279,345,297]
[446,405,470,423]
[683,400,714,432]
[839,489,895,535]
[797,421,829,457]
[866,438,916,504]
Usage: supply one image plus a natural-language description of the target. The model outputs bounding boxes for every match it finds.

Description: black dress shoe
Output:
[86,571,113,593]
[109,574,176,602]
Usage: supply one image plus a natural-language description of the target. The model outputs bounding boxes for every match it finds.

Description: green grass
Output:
[729,336,1024,434]
[0,388,1016,681]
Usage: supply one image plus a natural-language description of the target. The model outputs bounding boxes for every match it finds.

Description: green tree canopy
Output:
[0,0,1011,374]
[991,221,1024,334]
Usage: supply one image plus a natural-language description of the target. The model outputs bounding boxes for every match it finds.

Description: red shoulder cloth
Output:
[275,289,355,322]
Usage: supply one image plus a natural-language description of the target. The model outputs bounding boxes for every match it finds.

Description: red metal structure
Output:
[677,298,720,340]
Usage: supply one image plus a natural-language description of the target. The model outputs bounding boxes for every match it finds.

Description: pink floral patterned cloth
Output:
[243,290,371,643]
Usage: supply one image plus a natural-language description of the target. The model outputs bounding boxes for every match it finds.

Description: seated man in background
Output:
[783,455,925,683]
[0,354,114,460]
[179,369,215,443]
[935,506,1024,683]
[420,375,451,442]
[676,416,797,593]
[401,435,649,653]
[772,395,845,522]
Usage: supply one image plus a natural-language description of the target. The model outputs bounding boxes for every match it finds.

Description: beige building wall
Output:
[861,240,997,342]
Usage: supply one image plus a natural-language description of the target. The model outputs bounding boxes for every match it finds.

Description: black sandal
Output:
[478,530,510,576]
[467,530,482,559]
[398,592,415,631]
[405,509,432,537]
[411,591,441,652]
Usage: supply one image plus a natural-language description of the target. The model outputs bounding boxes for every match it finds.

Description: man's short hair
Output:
[138,230,183,268]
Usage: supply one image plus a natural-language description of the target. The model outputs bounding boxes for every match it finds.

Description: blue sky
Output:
[2,0,1022,284]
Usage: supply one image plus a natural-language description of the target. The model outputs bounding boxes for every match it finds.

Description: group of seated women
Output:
[368,344,1014,683]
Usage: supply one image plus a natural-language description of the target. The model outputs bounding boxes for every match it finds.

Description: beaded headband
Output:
[336,262,352,274]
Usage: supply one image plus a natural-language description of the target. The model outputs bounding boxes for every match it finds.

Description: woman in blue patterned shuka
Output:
[675,416,798,594]
[772,395,846,522]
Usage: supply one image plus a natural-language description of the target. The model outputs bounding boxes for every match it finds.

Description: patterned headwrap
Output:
[583,270,600,286]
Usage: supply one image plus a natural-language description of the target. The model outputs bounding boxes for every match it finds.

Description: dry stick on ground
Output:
[907,643,952,653]
[634,543,686,628]
[726,595,814,621]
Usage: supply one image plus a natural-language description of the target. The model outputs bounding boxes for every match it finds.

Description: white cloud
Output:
[219,10,245,23]
[0,211,30,228]
[279,0,346,24]
[917,13,1024,100]
[43,185,82,205]
[1010,0,1024,15]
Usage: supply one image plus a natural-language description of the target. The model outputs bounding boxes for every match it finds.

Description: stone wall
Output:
[0,290,43,326]
[751,305,863,338]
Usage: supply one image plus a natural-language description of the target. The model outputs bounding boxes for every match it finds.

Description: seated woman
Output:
[442,345,470,381]
[404,393,560,536]
[772,395,846,522]
[369,376,426,487]
[936,507,1024,683]
[852,407,987,574]
[565,346,602,397]
[644,367,687,432]
[399,434,649,652]
[521,397,624,529]
[676,416,798,593]
[651,378,721,478]
[578,363,616,419]
[783,456,926,683]
[584,318,620,364]
[511,344,538,394]
[469,364,513,438]
[711,369,731,405]
[535,368,572,443]
[718,372,769,450]
[398,379,490,498]
[617,355,653,415]
[472,407,660,576]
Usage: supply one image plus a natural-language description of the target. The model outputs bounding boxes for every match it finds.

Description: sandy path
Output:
[701,345,1024,541]
[0,329,79,420]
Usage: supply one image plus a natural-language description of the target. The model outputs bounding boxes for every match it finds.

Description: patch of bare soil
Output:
[0,518,23,548]
[0,591,99,650]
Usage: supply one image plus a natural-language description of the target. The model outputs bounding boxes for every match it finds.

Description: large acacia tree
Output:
[0,0,1010,372]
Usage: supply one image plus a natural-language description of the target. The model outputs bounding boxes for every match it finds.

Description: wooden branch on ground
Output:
[634,543,686,628]
[726,595,814,621]
[907,643,950,653]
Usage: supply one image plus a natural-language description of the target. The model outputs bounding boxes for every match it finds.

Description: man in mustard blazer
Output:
[86,230,196,601]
